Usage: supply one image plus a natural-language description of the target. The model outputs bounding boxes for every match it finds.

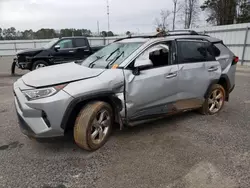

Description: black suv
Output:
[11,37,103,74]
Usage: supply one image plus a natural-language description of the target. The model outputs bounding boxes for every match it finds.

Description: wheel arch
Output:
[28,58,50,70]
[204,75,230,101]
[61,92,124,133]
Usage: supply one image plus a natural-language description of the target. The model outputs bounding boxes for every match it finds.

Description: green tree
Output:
[60,28,74,37]
[35,28,56,39]
[0,28,3,40]
[22,29,34,39]
[101,31,107,37]
[237,0,250,23]
[201,0,237,25]
[107,31,114,36]
[3,27,17,40]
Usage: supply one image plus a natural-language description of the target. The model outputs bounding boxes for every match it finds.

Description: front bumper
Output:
[14,79,74,138]
[14,57,32,69]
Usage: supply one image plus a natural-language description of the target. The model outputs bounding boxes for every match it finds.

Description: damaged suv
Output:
[13,30,237,151]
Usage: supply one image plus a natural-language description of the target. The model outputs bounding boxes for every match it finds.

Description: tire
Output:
[73,101,113,151]
[31,60,48,70]
[11,61,16,75]
[199,84,225,115]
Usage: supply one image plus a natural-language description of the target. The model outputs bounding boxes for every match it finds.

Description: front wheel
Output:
[32,60,48,70]
[73,101,113,151]
[199,84,225,115]
[11,61,16,75]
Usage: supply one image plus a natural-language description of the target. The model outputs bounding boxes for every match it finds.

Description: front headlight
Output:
[22,84,66,100]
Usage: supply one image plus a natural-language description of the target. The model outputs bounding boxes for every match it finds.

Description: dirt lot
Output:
[0,57,250,188]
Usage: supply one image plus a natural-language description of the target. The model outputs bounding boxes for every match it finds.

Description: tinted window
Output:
[57,39,73,49]
[75,38,87,47]
[211,44,221,57]
[205,42,217,61]
[177,41,215,63]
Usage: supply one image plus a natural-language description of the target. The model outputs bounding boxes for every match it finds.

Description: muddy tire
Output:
[199,84,225,115]
[73,101,113,151]
[32,60,48,70]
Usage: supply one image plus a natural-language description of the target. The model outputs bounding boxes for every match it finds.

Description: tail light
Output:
[232,56,239,65]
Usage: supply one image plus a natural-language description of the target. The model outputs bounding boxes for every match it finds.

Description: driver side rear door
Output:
[123,41,180,121]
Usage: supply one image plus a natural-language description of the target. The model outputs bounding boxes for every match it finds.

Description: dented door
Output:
[123,65,179,121]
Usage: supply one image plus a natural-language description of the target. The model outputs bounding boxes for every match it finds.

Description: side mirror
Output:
[133,59,153,75]
[54,45,60,51]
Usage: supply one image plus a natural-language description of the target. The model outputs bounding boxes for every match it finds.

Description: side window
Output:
[205,42,217,61]
[56,39,73,49]
[75,38,87,48]
[136,43,171,68]
[210,44,221,57]
[177,41,217,63]
[177,41,207,63]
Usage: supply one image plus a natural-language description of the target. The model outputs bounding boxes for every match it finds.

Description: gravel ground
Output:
[0,58,250,188]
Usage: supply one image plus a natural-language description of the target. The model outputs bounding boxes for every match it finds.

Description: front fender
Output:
[60,92,124,131]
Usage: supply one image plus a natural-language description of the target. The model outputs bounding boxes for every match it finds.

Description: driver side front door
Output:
[123,41,180,121]
[52,39,77,64]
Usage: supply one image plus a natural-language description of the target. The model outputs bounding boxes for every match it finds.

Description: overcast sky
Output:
[0,0,207,34]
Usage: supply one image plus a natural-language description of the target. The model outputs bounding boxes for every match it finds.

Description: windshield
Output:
[81,41,143,69]
[43,38,59,49]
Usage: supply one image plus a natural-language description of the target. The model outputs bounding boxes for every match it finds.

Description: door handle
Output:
[208,66,218,72]
[69,50,75,53]
[166,72,177,79]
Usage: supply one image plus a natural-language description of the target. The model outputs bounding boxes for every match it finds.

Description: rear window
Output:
[211,43,221,57]
[75,38,87,47]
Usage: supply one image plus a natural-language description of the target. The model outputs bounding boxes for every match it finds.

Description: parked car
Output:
[11,36,104,74]
[13,30,237,151]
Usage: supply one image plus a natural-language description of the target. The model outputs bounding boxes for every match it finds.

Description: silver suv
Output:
[13,31,237,151]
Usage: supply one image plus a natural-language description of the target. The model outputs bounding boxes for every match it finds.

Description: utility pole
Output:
[97,21,100,36]
[106,0,110,36]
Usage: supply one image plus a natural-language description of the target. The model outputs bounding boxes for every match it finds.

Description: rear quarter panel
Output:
[215,43,236,88]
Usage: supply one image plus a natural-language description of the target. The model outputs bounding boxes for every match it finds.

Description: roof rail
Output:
[113,32,164,42]
[113,29,204,43]
[167,30,199,35]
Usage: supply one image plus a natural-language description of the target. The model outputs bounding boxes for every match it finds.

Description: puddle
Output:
[0,141,24,151]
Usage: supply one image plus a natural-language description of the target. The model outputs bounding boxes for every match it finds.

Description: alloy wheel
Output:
[90,109,111,145]
[35,64,46,69]
[208,88,224,113]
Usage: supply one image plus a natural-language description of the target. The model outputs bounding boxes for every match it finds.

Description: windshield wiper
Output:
[106,51,124,68]
[88,55,105,68]
[105,48,120,61]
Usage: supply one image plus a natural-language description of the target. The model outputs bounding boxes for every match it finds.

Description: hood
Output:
[22,62,105,87]
[17,48,44,56]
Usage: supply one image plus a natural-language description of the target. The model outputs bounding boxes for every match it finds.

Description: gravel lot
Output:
[0,57,250,188]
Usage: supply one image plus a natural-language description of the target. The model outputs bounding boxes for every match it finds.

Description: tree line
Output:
[155,0,250,30]
[0,27,115,40]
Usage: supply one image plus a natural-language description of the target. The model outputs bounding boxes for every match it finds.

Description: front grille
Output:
[17,55,26,62]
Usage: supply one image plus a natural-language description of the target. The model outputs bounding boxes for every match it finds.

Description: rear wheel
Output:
[32,60,48,70]
[200,84,225,115]
[73,101,113,151]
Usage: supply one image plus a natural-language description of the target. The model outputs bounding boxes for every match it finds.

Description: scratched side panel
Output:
[123,65,179,120]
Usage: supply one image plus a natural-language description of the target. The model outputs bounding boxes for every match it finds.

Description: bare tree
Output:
[181,0,200,28]
[173,0,182,30]
[154,10,171,31]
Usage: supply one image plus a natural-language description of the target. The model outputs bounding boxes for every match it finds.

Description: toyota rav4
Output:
[13,30,237,151]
